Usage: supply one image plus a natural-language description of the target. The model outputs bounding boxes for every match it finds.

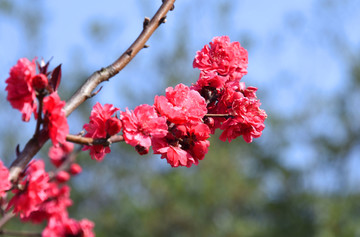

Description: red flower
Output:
[0,160,11,197]
[82,103,120,161]
[43,217,95,237]
[191,70,229,91]
[154,84,207,124]
[220,97,267,143]
[217,82,267,143]
[193,36,248,79]
[43,92,69,146]
[152,122,211,167]
[5,58,37,122]
[8,160,49,219]
[121,104,167,154]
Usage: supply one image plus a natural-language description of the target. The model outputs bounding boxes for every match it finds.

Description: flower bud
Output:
[31,73,48,90]
[69,163,82,175]
[56,171,70,183]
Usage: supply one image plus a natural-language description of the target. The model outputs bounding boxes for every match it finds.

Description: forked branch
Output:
[8,0,176,183]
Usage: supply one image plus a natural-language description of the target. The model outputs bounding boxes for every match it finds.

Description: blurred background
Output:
[1,0,360,236]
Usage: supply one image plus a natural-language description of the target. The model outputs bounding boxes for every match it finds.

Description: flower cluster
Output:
[83,83,210,167]
[7,160,50,219]
[192,36,267,143]
[1,36,266,236]
[3,58,93,236]
[81,36,267,167]
[5,58,69,147]
[152,84,210,167]
[1,159,94,236]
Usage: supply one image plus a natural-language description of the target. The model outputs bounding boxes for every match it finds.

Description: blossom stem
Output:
[34,93,45,136]
[66,134,124,146]
[205,113,231,117]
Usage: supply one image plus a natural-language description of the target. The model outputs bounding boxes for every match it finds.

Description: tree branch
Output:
[8,130,48,182]
[64,0,176,116]
[8,0,176,183]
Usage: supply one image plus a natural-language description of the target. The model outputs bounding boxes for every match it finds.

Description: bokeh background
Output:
[1,0,360,236]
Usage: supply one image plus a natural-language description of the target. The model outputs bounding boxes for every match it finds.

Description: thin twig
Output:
[34,93,44,137]
[64,0,176,117]
[0,212,15,229]
[66,134,124,146]
[0,229,41,237]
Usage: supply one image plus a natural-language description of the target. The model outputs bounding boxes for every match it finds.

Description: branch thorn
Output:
[16,144,21,157]
[159,16,167,25]
[126,49,133,56]
[143,17,151,28]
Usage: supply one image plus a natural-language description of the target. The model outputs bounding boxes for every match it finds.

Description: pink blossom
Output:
[8,160,49,219]
[154,84,207,124]
[152,122,211,167]
[84,103,120,138]
[43,92,69,146]
[193,36,248,79]
[5,58,37,122]
[83,102,120,161]
[121,104,167,154]
[0,160,11,197]
[43,217,95,237]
